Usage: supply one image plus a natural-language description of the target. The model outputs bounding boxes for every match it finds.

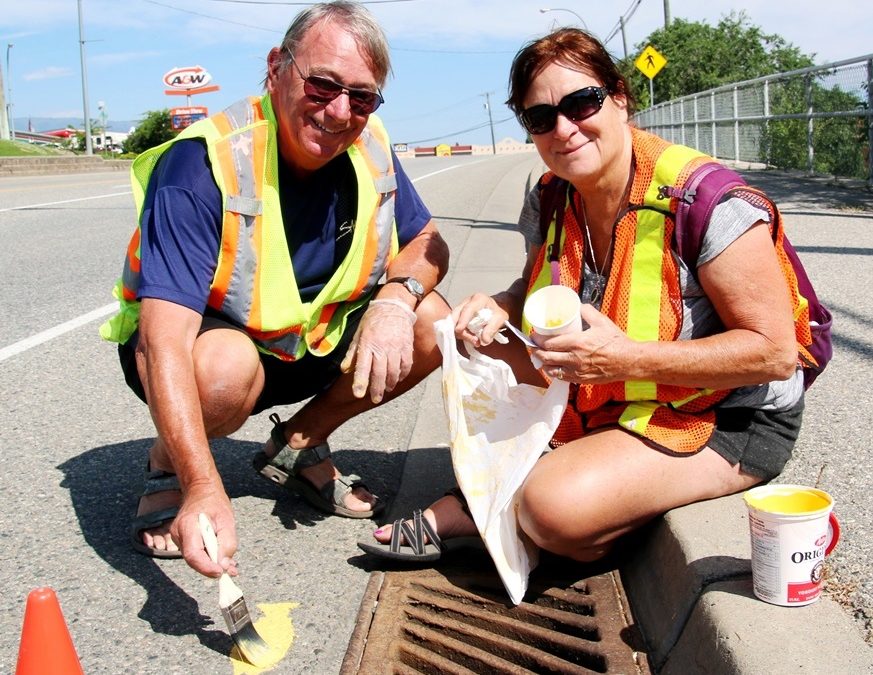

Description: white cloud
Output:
[23,66,74,81]
[90,51,162,66]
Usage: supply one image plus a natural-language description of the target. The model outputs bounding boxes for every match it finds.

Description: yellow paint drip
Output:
[231,602,298,674]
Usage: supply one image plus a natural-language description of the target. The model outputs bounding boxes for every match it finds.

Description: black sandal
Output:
[356,489,484,562]
[130,464,183,559]
[253,413,384,519]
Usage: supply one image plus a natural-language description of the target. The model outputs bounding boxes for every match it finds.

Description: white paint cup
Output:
[743,484,841,606]
[523,285,582,336]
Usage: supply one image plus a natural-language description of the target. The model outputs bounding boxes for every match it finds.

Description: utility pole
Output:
[6,44,13,141]
[77,0,93,155]
[0,53,8,141]
[663,0,671,28]
[483,91,497,155]
[619,16,628,59]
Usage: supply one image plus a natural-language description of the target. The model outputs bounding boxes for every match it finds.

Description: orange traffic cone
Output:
[16,587,84,674]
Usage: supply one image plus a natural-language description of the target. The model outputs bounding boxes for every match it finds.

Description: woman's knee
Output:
[517,459,626,560]
[518,474,586,548]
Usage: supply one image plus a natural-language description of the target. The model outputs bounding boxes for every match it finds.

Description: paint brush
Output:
[198,513,274,667]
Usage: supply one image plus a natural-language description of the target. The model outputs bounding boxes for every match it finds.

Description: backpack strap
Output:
[538,175,570,285]
[669,163,747,270]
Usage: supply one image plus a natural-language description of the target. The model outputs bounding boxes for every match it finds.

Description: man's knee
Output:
[192,329,263,412]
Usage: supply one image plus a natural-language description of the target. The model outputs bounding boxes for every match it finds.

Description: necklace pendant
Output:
[590,284,601,305]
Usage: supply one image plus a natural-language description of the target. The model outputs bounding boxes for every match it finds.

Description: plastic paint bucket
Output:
[743,484,840,606]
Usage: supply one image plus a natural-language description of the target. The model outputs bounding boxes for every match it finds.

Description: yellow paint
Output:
[231,602,298,674]
[746,488,830,515]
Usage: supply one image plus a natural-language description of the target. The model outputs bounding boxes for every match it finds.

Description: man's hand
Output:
[170,484,238,578]
[340,298,417,403]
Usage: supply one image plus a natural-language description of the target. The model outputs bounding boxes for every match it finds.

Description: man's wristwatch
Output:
[385,276,425,307]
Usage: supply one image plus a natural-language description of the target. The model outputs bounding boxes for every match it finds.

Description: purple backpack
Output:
[538,165,833,389]
[662,163,833,389]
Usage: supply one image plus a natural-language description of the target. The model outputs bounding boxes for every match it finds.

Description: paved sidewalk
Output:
[396,159,873,673]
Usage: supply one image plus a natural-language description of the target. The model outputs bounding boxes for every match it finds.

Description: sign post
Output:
[634,45,667,106]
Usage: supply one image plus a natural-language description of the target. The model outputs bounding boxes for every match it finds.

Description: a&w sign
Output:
[163,66,220,97]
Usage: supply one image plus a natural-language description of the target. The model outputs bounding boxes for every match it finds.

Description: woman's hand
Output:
[452,293,509,347]
[534,304,635,383]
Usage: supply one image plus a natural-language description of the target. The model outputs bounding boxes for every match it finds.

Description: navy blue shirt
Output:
[137,138,431,311]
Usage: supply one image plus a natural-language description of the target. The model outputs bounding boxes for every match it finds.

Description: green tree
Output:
[122,109,176,154]
[620,11,813,108]
[623,12,867,178]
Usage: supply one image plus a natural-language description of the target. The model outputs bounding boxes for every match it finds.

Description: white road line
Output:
[410,160,487,184]
[0,303,118,363]
[1,161,482,362]
[0,191,132,213]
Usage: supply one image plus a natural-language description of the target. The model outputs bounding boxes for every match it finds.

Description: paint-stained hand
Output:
[340,299,417,404]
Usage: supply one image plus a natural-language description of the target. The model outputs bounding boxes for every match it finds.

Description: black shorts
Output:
[119,307,365,415]
[708,398,804,480]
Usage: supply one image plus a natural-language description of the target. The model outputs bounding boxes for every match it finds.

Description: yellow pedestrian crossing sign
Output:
[635,45,667,79]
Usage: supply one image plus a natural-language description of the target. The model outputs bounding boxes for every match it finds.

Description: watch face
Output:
[406,278,424,296]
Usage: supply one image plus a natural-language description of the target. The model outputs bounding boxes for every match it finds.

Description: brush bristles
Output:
[220,597,274,667]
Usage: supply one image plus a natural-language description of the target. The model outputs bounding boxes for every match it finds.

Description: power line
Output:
[140,1,514,53]
[404,114,514,145]
[201,0,415,3]
[393,47,515,54]
[604,0,644,46]
[141,0,283,32]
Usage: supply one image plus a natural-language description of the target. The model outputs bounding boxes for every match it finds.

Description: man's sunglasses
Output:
[519,86,610,135]
[287,50,383,116]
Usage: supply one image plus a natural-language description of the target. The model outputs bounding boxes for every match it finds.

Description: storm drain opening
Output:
[342,561,651,674]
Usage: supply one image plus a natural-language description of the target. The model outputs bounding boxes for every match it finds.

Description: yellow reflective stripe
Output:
[619,401,660,435]
[671,388,714,408]
[624,208,665,400]
[643,143,707,208]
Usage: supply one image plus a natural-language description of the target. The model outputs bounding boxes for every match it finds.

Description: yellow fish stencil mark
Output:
[230,602,298,674]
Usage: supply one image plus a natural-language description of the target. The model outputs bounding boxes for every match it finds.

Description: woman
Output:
[360,28,804,563]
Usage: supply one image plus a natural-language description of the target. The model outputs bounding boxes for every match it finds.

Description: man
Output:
[101,1,450,578]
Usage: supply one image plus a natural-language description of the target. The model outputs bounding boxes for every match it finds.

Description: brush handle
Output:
[198,513,244,606]
[198,513,220,564]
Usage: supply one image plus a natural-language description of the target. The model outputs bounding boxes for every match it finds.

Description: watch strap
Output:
[385,276,424,306]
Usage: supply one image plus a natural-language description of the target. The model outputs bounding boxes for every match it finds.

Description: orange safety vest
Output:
[100,94,399,360]
[527,128,782,454]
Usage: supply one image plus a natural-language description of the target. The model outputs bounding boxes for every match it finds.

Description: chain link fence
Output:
[633,55,873,185]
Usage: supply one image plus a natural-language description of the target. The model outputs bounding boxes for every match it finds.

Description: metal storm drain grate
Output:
[342,562,650,674]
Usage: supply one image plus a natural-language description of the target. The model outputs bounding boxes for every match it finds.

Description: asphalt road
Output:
[1,156,871,673]
[0,154,538,674]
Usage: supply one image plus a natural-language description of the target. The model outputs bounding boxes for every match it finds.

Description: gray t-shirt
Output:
[517,185,803,410]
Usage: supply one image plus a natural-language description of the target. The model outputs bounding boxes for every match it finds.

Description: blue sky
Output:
[1,0,869,146]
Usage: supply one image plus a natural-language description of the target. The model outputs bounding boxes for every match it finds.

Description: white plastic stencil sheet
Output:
[435,316,569,604]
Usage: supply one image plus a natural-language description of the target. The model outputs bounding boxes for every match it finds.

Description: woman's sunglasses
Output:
[519,86,610,136]
[287,50,384,116]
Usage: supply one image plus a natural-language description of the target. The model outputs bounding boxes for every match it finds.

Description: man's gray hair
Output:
[279,1,391,88]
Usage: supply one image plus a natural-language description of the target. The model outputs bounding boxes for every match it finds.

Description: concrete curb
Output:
[621,496,873,672]
[0,156,132,176]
